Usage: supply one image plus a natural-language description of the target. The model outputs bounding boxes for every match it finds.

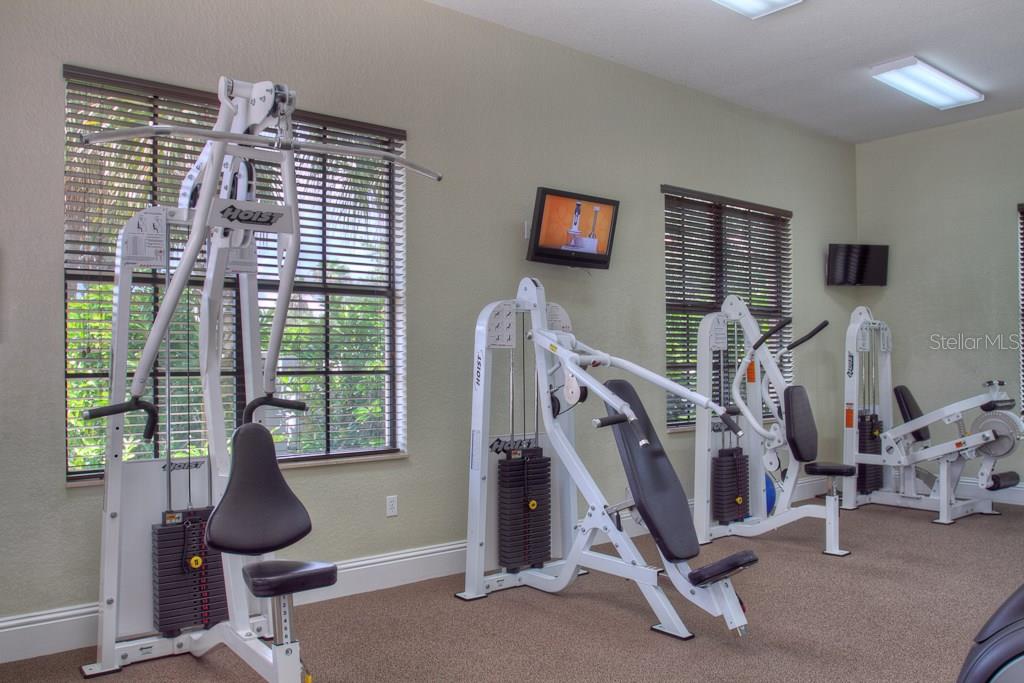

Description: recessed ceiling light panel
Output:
[710,0,803,20]
[871,57,984,110]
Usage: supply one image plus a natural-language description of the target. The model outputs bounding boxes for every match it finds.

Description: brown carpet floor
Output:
[4,503,1023,682]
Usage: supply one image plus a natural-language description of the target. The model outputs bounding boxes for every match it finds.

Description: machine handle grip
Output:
[593,413,629,428]
[718,411,744,437]
[82,398,159,441]
[787,320,829,351]
[752,317,792,350]
[243,396,308,424]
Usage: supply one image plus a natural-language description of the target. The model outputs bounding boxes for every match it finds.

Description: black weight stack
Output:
[152,507,228,637]
[712,447,750,524]
[857,413,884,493]
[497,448,552,572]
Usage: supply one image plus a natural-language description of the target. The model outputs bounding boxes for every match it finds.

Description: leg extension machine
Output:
[840,307,1023,524]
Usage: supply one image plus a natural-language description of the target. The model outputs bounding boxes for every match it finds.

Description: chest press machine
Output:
[840,307,1023,524]
[458,278,758,641]
[693,296,856,556]
[78,77,440,682]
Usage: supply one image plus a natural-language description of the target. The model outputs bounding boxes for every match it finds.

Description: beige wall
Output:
[856,109,1024,477]
[0,0,856,617]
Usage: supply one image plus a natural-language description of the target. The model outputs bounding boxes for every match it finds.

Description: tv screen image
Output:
[826,244,888,286]
[527,188,619,269]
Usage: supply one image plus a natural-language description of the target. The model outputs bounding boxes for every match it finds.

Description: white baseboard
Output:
[0,604,99,665]
[294,540,467,606]
[794,474,829,501]
[0,475,830,666]
[0,540,469,665]
[956,476,1024,506]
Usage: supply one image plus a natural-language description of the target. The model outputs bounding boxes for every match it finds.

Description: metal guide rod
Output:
[79,125,444,181]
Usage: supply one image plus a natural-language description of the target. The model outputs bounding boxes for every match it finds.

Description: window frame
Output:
[63,65,407,479]
[1018,204,1024,409]
[662,184,793,430]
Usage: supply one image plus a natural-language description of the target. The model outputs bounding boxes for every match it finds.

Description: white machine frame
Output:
[841,306,1023,524]
[458,278,751,640]
[693,296,848,556]
[81,77,440,682]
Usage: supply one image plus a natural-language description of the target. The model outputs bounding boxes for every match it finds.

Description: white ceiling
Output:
[426,0,1024,142]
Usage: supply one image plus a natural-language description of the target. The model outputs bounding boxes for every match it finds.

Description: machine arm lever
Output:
[242,395,308,424]
[786,320,829,351]
[83,398,159,441]
[752,317,792,350]
[593,413,630,428]
[718,412,744,436]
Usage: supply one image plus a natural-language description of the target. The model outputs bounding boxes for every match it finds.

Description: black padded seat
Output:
[242,560,338,598]
[805,462,857,478]
[604,380,701,562]
[687,550,758,587]
[783,385,818,463]
[206,423,312,556]
[894,385,931,442]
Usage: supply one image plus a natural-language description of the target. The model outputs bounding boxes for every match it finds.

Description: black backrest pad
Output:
[603,379,700,562]
[783,385,818,463]
[894,385,931,442]
[206,423,312,555]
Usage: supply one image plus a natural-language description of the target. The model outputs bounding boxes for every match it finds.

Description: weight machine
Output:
[841,307,1023,524]
[78,77,440,682]
[693,296,855,556]
[458,278,758,641]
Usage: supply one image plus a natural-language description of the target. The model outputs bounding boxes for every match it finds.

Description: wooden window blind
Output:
[663,184,793,428]
[64,65,407,477]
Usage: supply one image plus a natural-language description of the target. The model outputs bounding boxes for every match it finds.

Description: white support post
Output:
[823,492,849,556]
[85,257,136,678]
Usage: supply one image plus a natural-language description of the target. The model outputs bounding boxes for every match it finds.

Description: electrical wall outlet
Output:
[386,495,398,518]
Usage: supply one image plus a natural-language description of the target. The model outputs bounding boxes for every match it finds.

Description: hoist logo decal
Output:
[219,204,283,226]
[846,352,855,378]
[162,461,205,472]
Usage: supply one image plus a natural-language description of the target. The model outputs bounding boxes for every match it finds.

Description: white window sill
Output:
[66,451,409,488]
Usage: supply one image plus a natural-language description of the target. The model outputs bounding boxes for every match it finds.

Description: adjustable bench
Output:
[605,380,758,606]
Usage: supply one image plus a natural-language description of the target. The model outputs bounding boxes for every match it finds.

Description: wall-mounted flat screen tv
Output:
[826,244,889,286]
[526,188,619,269]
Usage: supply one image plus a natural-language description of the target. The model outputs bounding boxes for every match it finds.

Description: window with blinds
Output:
[64,66,407,476]
[663,185,793,428]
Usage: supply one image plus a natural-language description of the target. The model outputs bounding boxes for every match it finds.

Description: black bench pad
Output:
[604,379,701,562]
[894,385,931,442]
[687,550,759,587]
[784,386,818,463]
[805,462,857,477]
[242,559,338,598]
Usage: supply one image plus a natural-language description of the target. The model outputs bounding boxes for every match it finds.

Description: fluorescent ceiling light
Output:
[871,57,984,110]
[710,0,803,19]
